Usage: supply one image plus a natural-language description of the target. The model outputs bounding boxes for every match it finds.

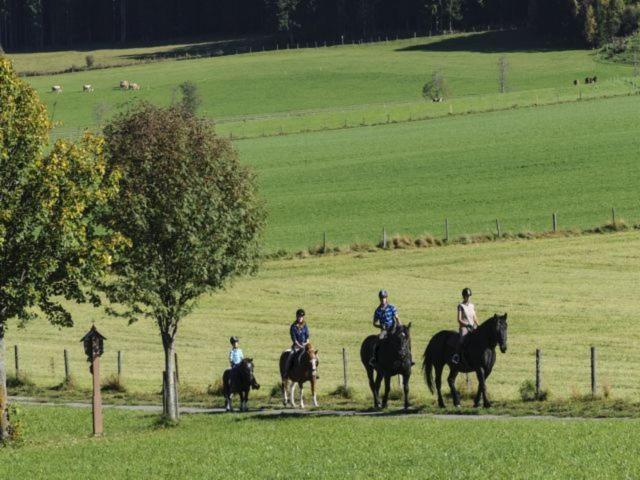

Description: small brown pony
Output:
[279,343,319,408]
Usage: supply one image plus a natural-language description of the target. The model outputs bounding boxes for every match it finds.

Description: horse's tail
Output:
[422,341,435,394]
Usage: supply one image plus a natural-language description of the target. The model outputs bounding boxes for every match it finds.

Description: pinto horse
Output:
[223,358,260,412]
[279,343,319,408]
[360,323,413,410]
[422,313,508,408]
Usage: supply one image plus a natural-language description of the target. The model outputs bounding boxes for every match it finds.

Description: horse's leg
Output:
[282,378,288,406]
[381,375,391,409]
[289,382,297,408]
[299,382,305,409]
[402,372,410,411]
[311,378,318,407]
[475,368,491,408]
[373,371,383,409]
[447,369,460,407]
[224,393,231,412]
[241,390,247,412]
[435,364,445,408]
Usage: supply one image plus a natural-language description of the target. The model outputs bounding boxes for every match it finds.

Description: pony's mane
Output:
[304,342,315,353]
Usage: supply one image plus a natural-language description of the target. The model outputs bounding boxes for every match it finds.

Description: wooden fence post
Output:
[323,231,327,253]
[535,349,541,398]
[444,218,449,242]
[591,346,597,397]
[611,207,616,225]
[552,213,557,232]
[342,348,348,390]
[64,349,70,381]
[382,228,387,249]
[14,345,19,378]
[496,219,501,238]
[117,351,123,378]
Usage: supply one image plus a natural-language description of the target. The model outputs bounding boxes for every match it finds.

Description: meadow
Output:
[11,31,640,251]
[1,405,639,478]
[6,231,640,405]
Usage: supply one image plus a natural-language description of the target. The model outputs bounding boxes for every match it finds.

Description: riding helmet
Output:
[229,336,239,344]
[378,289,388,298]
[462,287,472,298]
[296,308,305,317]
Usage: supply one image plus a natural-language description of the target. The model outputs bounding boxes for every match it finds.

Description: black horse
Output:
[360,323,413,410]
[422,314,507,408]
[223,358,260,412]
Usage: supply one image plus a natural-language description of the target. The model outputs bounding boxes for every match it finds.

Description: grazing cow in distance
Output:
[584,77,591,84]
[83,84,93,92]
[51,85,62,93]
[592,76,597,83]
[120,80,130,89]
[573,79,579,86]
[129,82,140,90]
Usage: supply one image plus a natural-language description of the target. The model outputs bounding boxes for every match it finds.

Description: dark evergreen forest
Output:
[0,0,638,51]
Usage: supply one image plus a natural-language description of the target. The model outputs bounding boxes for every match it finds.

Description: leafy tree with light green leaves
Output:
[99,103,265,422]
[0,56,124,442]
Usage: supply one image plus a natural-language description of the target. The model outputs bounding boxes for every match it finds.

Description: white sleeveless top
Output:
[458,302,476,325]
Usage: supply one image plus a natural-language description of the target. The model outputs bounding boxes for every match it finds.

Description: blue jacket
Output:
[290,323,309,346]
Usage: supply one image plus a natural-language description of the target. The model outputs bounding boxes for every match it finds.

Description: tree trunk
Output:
[0,333,10,442]
[161,332,178,421]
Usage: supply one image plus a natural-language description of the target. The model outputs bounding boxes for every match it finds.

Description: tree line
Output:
[1,0,638,52]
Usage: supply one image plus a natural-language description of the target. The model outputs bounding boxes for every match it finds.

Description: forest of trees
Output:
[0,0,638,52]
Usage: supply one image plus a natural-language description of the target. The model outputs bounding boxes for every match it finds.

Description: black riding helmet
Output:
[229,336,239,344]
[462,287,472,298]
[296,308,305,318]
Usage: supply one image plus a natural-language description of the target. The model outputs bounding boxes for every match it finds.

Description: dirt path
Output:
[10,396,632,421]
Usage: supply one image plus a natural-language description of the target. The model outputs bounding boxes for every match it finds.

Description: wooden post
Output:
[444,218,449,242]
[323,231,327,253]
[117,351,123,378]
[611,207,616,226]
[383,228,387,249]
[342,348,348,390]
[552,213,557,232]
[591,346,597,397]
[496,219,501,238]
[535,349,541,398]
[13,345,19,378]
[92,353,103,436]
[174,352,180,384]
[63,349,70,382]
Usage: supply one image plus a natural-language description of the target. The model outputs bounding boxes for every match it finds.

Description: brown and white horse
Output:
[279,343,319,408]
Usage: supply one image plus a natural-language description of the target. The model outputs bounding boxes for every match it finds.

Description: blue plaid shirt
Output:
[290,323,309,346]
[374,304,397,329]
[229,348,244,366]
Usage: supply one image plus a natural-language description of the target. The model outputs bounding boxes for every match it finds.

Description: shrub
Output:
[269,382,283,400]
[519,379,549,402]
[101,374,127,393]
[330,385,354,399]
[177,81,202,115]
[422,71,451,102]
[6,373,35,390]
[207,379,225,397]
[85,54,95,68]
[52,375,77,391]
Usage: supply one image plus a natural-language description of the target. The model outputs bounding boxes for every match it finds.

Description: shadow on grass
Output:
[396,30,581,54]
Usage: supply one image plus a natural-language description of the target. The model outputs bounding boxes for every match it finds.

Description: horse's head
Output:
[242,358,260,390]
[305,343,320,379]
[394,322,412,360]
[495,314,508,353]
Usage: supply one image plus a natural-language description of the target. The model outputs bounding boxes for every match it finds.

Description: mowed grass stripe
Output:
[8,231,640,401]
[237,94,640,250]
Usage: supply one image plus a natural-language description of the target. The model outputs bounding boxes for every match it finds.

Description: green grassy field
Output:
[6,231,640,405]
[9,31,640,252]
[1,405,639,478]
[239,94,640,250]
[17,30,634,134]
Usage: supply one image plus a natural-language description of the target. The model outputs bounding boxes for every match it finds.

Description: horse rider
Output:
[283,308,310,377]
[369,289,401,367]
[452,287,478,365]
[228,336,244,368]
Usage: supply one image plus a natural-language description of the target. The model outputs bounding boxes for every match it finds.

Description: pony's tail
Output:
[422,341,436,394]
